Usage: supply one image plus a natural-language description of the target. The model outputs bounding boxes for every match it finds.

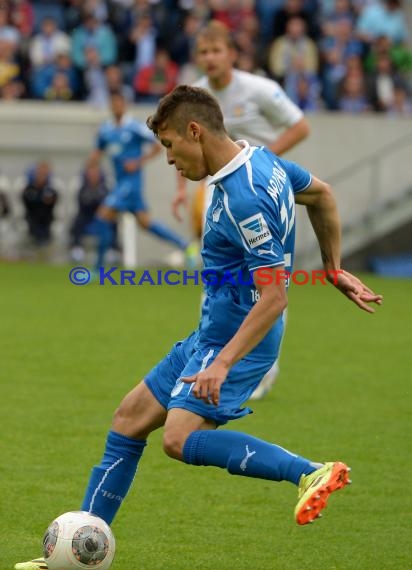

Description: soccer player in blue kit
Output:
[90,91,189,271]
[16,86,383,569]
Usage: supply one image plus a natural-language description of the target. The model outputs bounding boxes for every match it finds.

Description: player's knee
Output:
[112,399,134,430]
[162,429,185,461]
[112,398,147,438]
[136,213,150,229]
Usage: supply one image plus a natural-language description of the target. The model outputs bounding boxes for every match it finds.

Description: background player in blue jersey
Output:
[16,86,383,570]
[90,90,189,271]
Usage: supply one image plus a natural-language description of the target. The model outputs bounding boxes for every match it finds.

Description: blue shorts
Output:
[103,176,147,213]
[144,332,274,426]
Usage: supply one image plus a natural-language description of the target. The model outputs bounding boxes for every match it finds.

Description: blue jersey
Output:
[96,115,156,181]
[198,141,312,359]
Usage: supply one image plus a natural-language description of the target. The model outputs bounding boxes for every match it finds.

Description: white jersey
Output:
[194,69,303,147]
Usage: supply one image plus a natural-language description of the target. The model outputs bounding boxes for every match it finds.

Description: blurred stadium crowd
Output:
[0,0,411,114]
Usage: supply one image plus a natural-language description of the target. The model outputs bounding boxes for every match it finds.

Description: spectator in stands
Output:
[0,77,24,99]
[0,189,10,218]
[71,11,117,70]
[129,12,157,73]
[30,52,80,100]
[29,16,70,68]
[272,0,320,41]
[106,0,132,38]
[363,34,412,76]
[268,17,319,82]
[232,13,260,64]
[169,12,203,67]
[284,54,322,111]
[83,45,108,107]
[82,0,109,24]
[356,0,410,46]
[0,4,20,47]
[254,0,285,45]
[9,0,34,39]
[338,72,370,112]
[387,82,412,115]
[45,71,74,101]
[0,39,20,92]
[366,52,403,111]
[105,64,134,102]
[21,161,58,246]
[210,0,255,33]
[319,16,363,109]
[134,46,178,102]
[64,0,84,33]
[320,0,355,37]
[69,159,110,262]
[30,0,65,32]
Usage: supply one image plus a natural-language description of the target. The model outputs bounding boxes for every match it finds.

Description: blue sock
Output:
[81,431,146,524]
[148,221,188,249]
[95,218,115,270]
[183,430,317,485]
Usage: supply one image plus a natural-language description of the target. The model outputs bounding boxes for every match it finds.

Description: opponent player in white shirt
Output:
[173,20,310,399]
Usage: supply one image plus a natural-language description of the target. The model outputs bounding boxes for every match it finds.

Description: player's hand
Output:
[172,189,188,222]
[328,269,383,313]
[181,360,229,406]
[123,158,142,173]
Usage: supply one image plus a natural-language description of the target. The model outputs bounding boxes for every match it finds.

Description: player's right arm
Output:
[184,265,287,405]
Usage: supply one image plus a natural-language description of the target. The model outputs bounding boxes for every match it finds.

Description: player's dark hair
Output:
[146,85,226,136]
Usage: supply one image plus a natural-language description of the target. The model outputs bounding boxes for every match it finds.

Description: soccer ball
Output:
[42,511,115,570]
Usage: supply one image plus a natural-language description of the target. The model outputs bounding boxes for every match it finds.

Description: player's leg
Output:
[80,331,198,524]
[15,386,165,570]
[15,334,197,570]
[94,203,117,271]
[164,351,350,524]
[135,210,188,250]
[15,385,165,570]
[81,381,167,525]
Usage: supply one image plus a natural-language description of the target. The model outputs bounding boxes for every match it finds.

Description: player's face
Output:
[158,124,208,181]
[110,95,126,120]
[195,38,236,82]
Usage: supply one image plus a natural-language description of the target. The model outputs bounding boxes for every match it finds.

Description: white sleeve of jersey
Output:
[253,76,303,128]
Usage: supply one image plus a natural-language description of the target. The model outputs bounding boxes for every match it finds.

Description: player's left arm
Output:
[295,175,383,312]
[257,78,310,155]
[269,117,310,156]
[183,266,287,405]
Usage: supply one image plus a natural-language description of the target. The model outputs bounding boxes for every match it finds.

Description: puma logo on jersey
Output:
[212,199,224,223]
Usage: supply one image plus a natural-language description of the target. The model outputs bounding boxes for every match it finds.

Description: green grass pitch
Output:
[1,262,410,569]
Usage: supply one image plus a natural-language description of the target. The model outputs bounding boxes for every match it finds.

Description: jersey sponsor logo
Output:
[239,213,272,248]
[212,198,223,222]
